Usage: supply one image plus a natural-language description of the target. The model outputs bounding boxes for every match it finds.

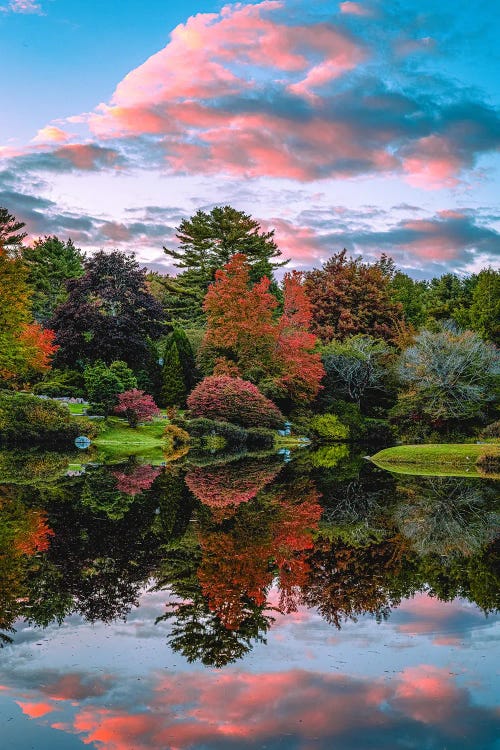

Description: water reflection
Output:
[0,446,498,747]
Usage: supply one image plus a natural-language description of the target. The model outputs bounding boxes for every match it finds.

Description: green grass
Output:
[371,443,500,478]
[67,402,88,415]
[93,417,169,459]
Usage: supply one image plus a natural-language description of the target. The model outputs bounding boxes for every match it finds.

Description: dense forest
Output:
[0,204,499,447]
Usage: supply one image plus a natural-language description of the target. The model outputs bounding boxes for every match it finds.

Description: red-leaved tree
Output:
[201,254,324,402]
[114,389,159,427]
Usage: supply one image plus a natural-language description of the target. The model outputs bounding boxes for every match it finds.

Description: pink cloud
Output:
[402,135,463,188]
[16,701,55,719]
[260,217,325,263]
[32,126,71,144]
[2,0,42,14]
[339,2,373,17]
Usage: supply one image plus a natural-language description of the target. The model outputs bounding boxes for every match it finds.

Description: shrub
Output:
[361,418,395,446]
[164,423,190,446]
[0,392,80,447]
[246,427,276,449]
[187,375,285,428]
[187,417,247,445]
[310,413,349,442]
[33,369,85,398]
[479,420,500,440]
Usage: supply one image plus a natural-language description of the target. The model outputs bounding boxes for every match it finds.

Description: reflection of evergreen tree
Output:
[155,536,274,668]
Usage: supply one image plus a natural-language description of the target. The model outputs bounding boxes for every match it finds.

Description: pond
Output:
[0,446,498,749]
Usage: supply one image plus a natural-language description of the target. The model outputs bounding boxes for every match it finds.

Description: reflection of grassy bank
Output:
[371,443,500,478]
[94,417,168,460]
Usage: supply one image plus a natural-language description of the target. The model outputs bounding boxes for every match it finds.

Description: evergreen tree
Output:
[172,327,198,390]
[0,207,27,255]
[23,236,85,324]
[468,268,500,345]
[161,337,187,406]
[162,206,287,324]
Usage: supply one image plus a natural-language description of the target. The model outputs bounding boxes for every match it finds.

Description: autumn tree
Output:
[201,254,324,402]
[304,250,404,343]
[0,244,57,384]
[162,206,287,324]
[50,250,165,370]
[114,389,160,427]
[23,236,85,324]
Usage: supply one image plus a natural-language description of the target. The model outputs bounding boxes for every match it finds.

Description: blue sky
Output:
[1,0,499,276]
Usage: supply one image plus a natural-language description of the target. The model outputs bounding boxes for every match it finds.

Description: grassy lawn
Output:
[93,417,168,459]
[67,402,88,415]
[371,443,500,478]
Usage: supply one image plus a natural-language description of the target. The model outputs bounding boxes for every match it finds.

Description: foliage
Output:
[50,250,165,369]
[161,334,187,406]
[114,389,160,428]
[23,236,85,324]
[33,368,85,398]
[164,423,191,446]
[479,420,500,440]
[186,417,248,445]
[0,206,27,254]
[389,271,428,328]
[310,413,350,442]
[468,268,500,345]
[187,375,285,428]
[202,254,323,402]
[245,427,276,449]
[84,360,137,414]
[304,250,404,343]
[394,327,499,435]
[0,392,82,446]
[162,205,287,324]
[321,335,392,407]
[0,245,58,384]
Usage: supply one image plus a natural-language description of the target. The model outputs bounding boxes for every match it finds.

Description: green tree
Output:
[468,268,500,345]
[394,326,499,436]
[389,271,428,328]
[161,336,187,406]
[23,236,85,324]
[0,207,27,255]
[162,206,287,323]
[84,360,137,413]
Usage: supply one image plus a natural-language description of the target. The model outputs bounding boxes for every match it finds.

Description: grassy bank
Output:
[371,443,500,478]
[93,417,168,460]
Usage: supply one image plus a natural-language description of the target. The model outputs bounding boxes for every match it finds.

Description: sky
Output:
[1,0,499,278]
[0,588,499,749]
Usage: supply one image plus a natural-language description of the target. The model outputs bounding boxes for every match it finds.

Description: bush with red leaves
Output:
[187,375,285,428]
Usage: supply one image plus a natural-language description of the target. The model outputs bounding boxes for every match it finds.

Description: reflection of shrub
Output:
[164,423,190,446]
[187,376,285,428]
[310,413,349,442]
[246,427,275,449]
[187,417,247,446]
[309,444,350,468]
[476,453,500,474]
[0,392,80,447]
[0,450,70,484]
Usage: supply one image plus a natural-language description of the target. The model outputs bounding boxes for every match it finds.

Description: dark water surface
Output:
[0,446,498,749]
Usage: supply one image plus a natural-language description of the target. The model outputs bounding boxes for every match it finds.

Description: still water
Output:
[0,446,498,749]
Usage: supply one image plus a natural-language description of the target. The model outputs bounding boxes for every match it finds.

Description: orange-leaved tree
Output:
[201,254,324,402]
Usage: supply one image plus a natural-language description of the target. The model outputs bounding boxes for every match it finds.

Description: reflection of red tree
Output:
[185,458,281,519]
[272,480,322,613]
[112,465,161,495]
[196,478,322,628]
[14,509,54,555]
[197,530,273,630]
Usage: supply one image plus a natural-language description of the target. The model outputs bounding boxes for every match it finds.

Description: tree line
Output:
[0,204,498,443]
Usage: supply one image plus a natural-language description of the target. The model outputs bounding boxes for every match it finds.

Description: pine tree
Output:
[0,207,27,255]
[161,337,187,406]
[172,328,198,390]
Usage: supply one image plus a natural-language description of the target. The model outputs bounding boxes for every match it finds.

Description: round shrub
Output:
[187,417,247,445]
[246,427,276,449]
[0,392,80,447]
[187,376,285,429]
[310,413,349,442]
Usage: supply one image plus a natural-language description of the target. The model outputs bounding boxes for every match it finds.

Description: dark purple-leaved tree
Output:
[50,250,165,369]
